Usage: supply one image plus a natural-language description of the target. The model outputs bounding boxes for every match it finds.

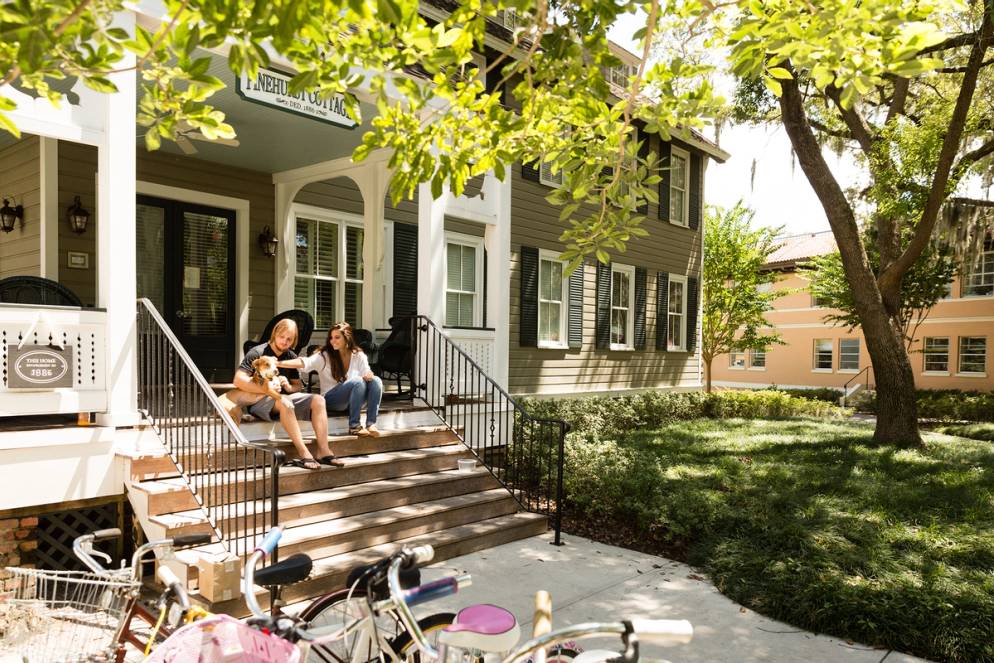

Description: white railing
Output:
[0,303,107,416]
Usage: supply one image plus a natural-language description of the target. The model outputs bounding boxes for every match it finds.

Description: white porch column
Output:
[485,172,511,390]
[95,11,138,427]
[416,183,447,324]
[274,181,296,312]
[356,161,388,330]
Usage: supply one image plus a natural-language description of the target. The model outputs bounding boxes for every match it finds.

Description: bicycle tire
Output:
[386,612,460,663]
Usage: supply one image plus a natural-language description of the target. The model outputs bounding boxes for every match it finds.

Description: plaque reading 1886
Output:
[7,345,74,389]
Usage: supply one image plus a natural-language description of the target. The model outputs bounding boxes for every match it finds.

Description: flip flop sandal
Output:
[285,457,321,471]
[349,426,366,436]
[318,455,345,467]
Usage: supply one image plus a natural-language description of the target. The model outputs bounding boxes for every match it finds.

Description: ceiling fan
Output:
[175,122,240,155]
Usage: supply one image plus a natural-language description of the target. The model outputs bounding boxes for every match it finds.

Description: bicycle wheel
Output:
[386,612,459,663]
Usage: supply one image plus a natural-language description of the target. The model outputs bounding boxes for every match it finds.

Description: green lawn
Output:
[563,418,994,662]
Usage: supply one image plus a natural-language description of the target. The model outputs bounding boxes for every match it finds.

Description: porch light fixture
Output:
[0,198,23,233]
[258,225,279,258]
[66,196,90,234]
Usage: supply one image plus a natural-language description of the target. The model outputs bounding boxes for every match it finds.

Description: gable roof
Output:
[766,230,836,269]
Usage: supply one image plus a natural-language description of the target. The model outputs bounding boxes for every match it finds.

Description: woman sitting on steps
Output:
[278,321,383,436]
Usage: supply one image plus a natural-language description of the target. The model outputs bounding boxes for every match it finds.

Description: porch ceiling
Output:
[140,51,378,174]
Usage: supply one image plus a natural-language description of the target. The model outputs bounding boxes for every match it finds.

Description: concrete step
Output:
[205,511,550,616]
[124,427,458,482]
[130,444,473,516]
[147,467,501,539]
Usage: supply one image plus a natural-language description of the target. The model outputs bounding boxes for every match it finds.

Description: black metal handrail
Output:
[136,299,284,558]
[841,366,873,408]
[399,315,569,544]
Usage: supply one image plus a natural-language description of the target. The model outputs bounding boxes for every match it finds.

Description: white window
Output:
[839,339,860,371]
[540,160,563,188]
[445,233,485,327]
[958,336,987,375]
[813,339,833,371]
[749,349,766,369]
[604,63,637,88]
[495,7,520,29]
[729,349,746,369]
[962,242,994,297]
[668,147,689,227]
[293,206,363,330]
[923,337,950,373]
[610,264,635,350]
[538,250,569,347]
[667,274,687,351]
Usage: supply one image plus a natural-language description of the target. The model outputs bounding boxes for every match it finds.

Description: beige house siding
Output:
[0,137,41,280]
[57,141,97,305]
[508,133,704,396]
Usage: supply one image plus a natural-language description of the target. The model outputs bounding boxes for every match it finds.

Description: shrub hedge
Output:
[853,389,994,422]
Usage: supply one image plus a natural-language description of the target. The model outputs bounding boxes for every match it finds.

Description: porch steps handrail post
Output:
[136,298,284,559]
[404,314,568,544]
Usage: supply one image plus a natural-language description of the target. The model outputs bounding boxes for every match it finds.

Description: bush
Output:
[765,386,842,404]
[935,423,994,441]
[854,389,994,422]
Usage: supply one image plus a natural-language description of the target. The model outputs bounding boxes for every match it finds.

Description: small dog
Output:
[218,356,284,422]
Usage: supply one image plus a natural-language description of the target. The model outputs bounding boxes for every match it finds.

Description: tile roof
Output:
[766,230,837,267]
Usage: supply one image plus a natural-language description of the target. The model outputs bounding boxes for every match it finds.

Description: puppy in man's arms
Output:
[218,356,284,422]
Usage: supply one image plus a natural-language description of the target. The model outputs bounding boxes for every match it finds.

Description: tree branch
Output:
[953,136,994,176]
[825,86,876,157]
[808,118,853,141]
[919,31,978,55]
[885,78,908,125]
[938,56,994,73]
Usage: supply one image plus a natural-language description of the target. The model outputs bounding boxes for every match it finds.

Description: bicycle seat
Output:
[254,553,313,587]
[438,604,521,652]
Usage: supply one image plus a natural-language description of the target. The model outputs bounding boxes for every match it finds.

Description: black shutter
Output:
[519,246,538,347]
[634,266,647,350]
[658,141,671,222]
[521,161,540,182]
[687,275,699,352]
[689,153,702,231]
[568,262,584,349]
[637,127,651,216]
[656,272,669,350]
[393,223,418,316]
[595,261,611,349]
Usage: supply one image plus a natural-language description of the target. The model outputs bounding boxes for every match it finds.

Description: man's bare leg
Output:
[273,397,311,460]
[309,397,334,458]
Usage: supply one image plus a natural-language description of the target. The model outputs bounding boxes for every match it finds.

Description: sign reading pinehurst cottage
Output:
[236,67,357,128]
[7,345,74,389]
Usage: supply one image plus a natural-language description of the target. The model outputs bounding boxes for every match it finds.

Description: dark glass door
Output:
[137,195,236,382]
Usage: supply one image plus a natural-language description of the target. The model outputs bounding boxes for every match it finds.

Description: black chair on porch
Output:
[0,276,83,307]
[375,316,416,400]
[243,309,315,356]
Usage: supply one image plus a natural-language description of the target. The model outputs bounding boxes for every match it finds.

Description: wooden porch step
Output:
[205,512,550,617]
[148,467,501,539]
[125,426,458,482]
[131,444,473,516]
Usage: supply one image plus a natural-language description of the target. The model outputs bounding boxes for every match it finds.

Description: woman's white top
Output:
[300,350,370,395]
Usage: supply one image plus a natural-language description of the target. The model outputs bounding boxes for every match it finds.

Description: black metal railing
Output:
[136,299,284,558]
[841,366,873,408]
[401,315,568,544]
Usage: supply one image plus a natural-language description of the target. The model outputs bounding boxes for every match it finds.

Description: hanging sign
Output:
[7,345,74,389]
[236,67,357,128]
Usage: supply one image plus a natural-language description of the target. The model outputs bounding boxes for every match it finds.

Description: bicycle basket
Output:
[0,566,140,663]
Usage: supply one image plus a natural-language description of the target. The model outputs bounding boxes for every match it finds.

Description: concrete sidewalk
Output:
[419,532,928,663]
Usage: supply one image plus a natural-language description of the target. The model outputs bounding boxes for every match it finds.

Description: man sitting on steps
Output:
[231,318,344,470]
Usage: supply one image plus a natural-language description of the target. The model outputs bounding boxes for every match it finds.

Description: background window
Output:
[294,215,363,329]
[669,149,689,226]
[958,337,987,374]
[923,337,950,372]
[610,265,633,347]
[668,276,686,350]
[446,241,479,327]
[749,349,766,368]
[962,242,994,297]
[839,339,860,371]
[539,255,567,345]
[814,339,833,370]
[729,350,746,368]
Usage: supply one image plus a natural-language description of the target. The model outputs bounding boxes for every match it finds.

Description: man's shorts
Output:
[246,392,314,422]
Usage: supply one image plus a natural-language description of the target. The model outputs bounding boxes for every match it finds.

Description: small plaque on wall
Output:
[67,251,89,269]
[7,345,75,389]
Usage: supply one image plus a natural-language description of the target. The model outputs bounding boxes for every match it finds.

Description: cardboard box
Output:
[196,551,242,603]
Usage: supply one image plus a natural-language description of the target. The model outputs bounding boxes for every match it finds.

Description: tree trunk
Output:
[704,358,713,393]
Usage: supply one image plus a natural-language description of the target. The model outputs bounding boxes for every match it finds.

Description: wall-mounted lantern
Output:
[258,225,279,258]
[0,198,23,233]
[67,196,91,234]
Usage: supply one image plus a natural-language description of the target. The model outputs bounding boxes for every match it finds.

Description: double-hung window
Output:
[958,336,987,375]
[839,339,860,371]
[729,349,746,369]
[668,147,689,227]
[962,241,994,297]
[923,337,950,373]
[749,349,766,369]
[667,274,687,351]
[294,207,363,330]
[610,264,635,349]
[813,339,833,371]
[538,250,568,347]
[445,233,484,327]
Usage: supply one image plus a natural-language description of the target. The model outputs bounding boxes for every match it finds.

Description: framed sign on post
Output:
[6,345,75,389]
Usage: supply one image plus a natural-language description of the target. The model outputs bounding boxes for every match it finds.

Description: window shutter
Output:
[637,128,651,216]
[393,223,418,317]
[568,262,584,349]
[658,141,671,222]
[689,153,702,231]
[595,261,611,349]
[521,161,541,182]
[519,246,538,347]
[656,272,669,351]
[634,267,647,350]
[687,275,699,352]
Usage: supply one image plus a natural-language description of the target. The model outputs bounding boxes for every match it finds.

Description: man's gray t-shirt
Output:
[238,343,300,382]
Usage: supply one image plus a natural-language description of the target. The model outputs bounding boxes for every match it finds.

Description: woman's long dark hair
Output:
[321,322,361,383]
